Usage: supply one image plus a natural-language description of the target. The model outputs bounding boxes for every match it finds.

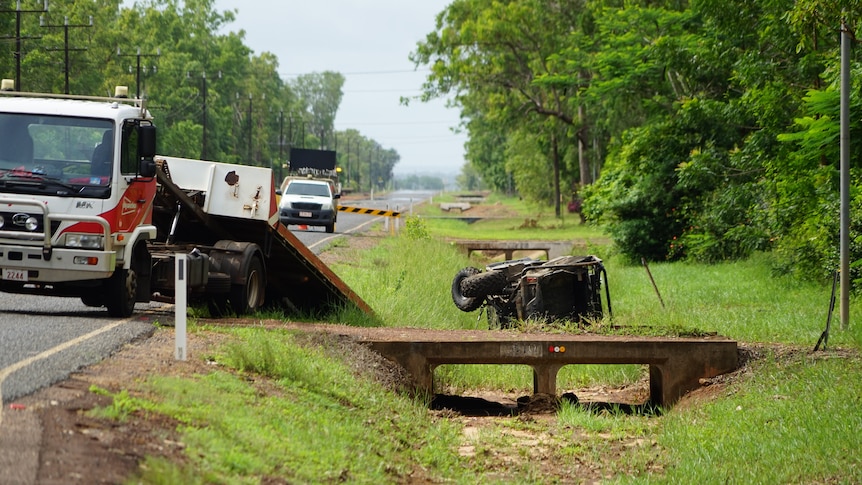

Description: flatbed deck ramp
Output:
[364,333,738,408]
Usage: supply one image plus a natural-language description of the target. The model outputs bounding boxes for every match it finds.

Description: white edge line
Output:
[307,216,383,250]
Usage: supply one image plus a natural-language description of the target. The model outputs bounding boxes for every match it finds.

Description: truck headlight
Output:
[65,234,104,249]
[24,216,38,231]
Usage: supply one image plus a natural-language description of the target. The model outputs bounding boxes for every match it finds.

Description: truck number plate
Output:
[2,269,28,282]
[299,211,313,218]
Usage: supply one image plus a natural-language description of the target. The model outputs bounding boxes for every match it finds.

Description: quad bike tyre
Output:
[452,267,483,312]
[461,270,507,298]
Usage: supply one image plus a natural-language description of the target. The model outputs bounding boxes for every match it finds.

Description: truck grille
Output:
[0,211,60,235]
[291,202,322,210]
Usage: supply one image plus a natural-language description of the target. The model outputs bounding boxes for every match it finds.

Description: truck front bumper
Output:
[0,244,116,283]
[279,208,336,227]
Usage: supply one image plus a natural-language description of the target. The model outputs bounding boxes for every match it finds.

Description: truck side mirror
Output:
[137,124,157,178]
[140,159,156,178]
[138,124,156,159]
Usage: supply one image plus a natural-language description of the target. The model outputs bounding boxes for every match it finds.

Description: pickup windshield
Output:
[0,113,113,197]
[285,181,331,197]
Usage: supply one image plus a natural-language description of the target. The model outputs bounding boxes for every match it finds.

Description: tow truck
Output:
[0,83,369,317]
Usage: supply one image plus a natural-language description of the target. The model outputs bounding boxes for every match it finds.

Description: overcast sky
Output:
[214,1,465,176]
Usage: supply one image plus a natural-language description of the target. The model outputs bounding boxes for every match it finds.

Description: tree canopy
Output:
[412,0,862,287]
[0,0,396,192]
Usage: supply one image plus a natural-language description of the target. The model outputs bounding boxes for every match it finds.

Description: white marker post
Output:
[175,253,187,361]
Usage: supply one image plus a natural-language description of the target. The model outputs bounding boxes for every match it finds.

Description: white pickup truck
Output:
[278,177,340,233]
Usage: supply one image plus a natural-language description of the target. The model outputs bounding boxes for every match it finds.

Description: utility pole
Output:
[117,47,160,98]
[1,0,49,92]
[346,136,351,186]
[840,18,851,330]
[236,92,263,164]
[189,70,220,160]
[247,94,252,162]
[278,111,285,181]
[40,14,93,94]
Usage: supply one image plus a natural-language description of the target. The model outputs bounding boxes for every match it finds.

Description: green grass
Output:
[125,330,464,484]
[101,194,862,483]
[623,351,862,484]
[605,254,862,347]
[416,193,607,241]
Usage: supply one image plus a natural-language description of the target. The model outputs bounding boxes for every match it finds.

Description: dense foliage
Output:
[0,0,397,192]
[413,0,862,287]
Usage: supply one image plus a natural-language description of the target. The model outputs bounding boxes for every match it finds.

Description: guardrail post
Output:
[175,253,187,361]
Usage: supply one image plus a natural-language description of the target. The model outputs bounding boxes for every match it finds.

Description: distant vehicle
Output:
[278,177,340,233]
[451,255,611,328]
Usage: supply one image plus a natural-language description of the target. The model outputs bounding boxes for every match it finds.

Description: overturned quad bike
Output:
[452,255,611,329]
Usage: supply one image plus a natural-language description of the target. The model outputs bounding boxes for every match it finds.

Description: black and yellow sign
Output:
[338,205,401,218]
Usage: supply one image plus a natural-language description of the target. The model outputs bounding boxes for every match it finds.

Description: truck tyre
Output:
[105,252,141,317]
[325,222,335,233]
[227,256,265,315]
[452,267,483,312]
[461,270,507,299]
[81,293,104,307]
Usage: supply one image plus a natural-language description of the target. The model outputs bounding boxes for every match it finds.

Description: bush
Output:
[403,215,430,240]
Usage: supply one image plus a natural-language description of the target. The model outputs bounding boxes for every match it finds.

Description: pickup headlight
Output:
[65,234,105,249]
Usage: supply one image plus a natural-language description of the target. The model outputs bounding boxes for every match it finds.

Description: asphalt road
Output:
[0,190,433,404]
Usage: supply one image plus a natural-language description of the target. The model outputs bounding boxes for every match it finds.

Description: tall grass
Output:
[606,254,862,347]
[129,329,464,484]
[625,352,862,484]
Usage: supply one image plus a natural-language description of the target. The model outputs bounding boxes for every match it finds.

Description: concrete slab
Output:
[364,335,738,408]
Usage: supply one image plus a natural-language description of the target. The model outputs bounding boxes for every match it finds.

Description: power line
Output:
[337,120,457,126]
[280,68,430,77]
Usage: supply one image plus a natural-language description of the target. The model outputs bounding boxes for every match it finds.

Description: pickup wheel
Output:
[227,256,265,315]
[452,267,483,312]
[325,222,335,233]
[461,270,507,298]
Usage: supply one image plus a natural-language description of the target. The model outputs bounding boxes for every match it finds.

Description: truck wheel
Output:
[105,263,138,318]
[81,294,104,307]
[325,222,335,233]
[452,267,483,312]
[461,270,507,298]
[227,256,265,315]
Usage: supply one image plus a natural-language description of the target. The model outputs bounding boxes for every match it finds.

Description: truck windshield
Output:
[285,182,331,197]
[0,113,114,196]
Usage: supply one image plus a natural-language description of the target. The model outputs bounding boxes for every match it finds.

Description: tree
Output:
[456,162,484,191]
[412,0,590,216]
[291,71,345,150]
